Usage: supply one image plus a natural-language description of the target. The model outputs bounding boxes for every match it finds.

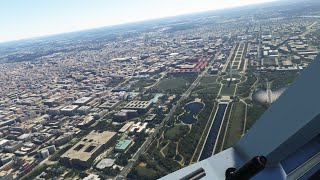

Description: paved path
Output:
[266,81,272,104]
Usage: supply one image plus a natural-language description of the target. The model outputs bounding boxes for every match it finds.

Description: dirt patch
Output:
[139,162,147,167]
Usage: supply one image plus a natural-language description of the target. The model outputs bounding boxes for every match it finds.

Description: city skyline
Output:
[0,0,319,179]
[0,0,276,43]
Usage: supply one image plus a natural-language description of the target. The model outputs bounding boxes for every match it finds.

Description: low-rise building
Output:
[118,122,134,133]
[115,139,132,152]
[122,101,152,114]
[113,111,128,122]
[73,97,93,106]
[60,105,79,116]
[129,122,148,135]
[96,158,115,170]
[61,131,117,167]
[77,106,92,115]
[145,114,156,122]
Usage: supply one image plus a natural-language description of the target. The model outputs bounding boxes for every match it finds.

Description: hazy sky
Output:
[0,0,275,42]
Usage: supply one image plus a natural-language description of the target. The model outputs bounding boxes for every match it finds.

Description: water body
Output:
[252,87,287,104]
[199,103,228,161]
[179,102,204,124]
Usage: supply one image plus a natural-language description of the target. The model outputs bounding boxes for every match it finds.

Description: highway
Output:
[116,57,214,179]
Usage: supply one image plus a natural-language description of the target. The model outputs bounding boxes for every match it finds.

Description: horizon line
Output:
[0,0,277,45]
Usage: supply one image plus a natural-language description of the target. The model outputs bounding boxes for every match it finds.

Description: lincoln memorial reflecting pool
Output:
[179,102,204,124]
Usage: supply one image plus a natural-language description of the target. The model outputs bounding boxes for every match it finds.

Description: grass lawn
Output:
[223,102,246,149]
[192,75,220,95]
[193,87,220,95]
[156,77,188,92]
[220,84,237,96]
[165,124,190,142]
[129,78,157,90]
[162,141,177,158]
[239,75,247,82]
[162,142,169,156]
[221,80,240,85]
[200,75,219,84]
[246,104,267,131]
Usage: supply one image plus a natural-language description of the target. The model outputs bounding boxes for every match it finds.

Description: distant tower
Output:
[229,62,233,82]
[228,62,233,87]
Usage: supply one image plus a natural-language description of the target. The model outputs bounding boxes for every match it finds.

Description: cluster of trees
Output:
[150,150,182,173]
[128,154,173,179]
[237,73,257,97]
[246,103,267,131]
[148,75,197,94]
[165,125,190,142]
[166,142,178,159]
[101,167,120,177]
[107,77,125,87]
[115,153,129,166]
[259,71,299,90]
[178,94,215,164]
[116,135,147,167]
[129,78,157,91]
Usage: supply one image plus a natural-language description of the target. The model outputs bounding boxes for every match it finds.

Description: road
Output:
[222,45,237,72]
[258,25,262,66]
[116,58,214,179]
[301,22,318,37]
[266,81,272,104]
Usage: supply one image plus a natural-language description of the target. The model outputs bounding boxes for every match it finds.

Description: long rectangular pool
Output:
[199,103,228,161]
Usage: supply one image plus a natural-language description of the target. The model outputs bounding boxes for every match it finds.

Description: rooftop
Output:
[123,100,152,109]
[73,97,93,105]
[61,131,116,162]
[115,139,132,150]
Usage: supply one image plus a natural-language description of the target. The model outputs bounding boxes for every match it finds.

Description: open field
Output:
[223,102,246,149]
[192,75,220,95]
[220,84,237,96]
[200,75,219,84]
[165,124,190,142]
[246,104,267,131]
[151,75,197,94]
[193,87,221,95]
[129,78,157,91]
[157,77,187,90]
